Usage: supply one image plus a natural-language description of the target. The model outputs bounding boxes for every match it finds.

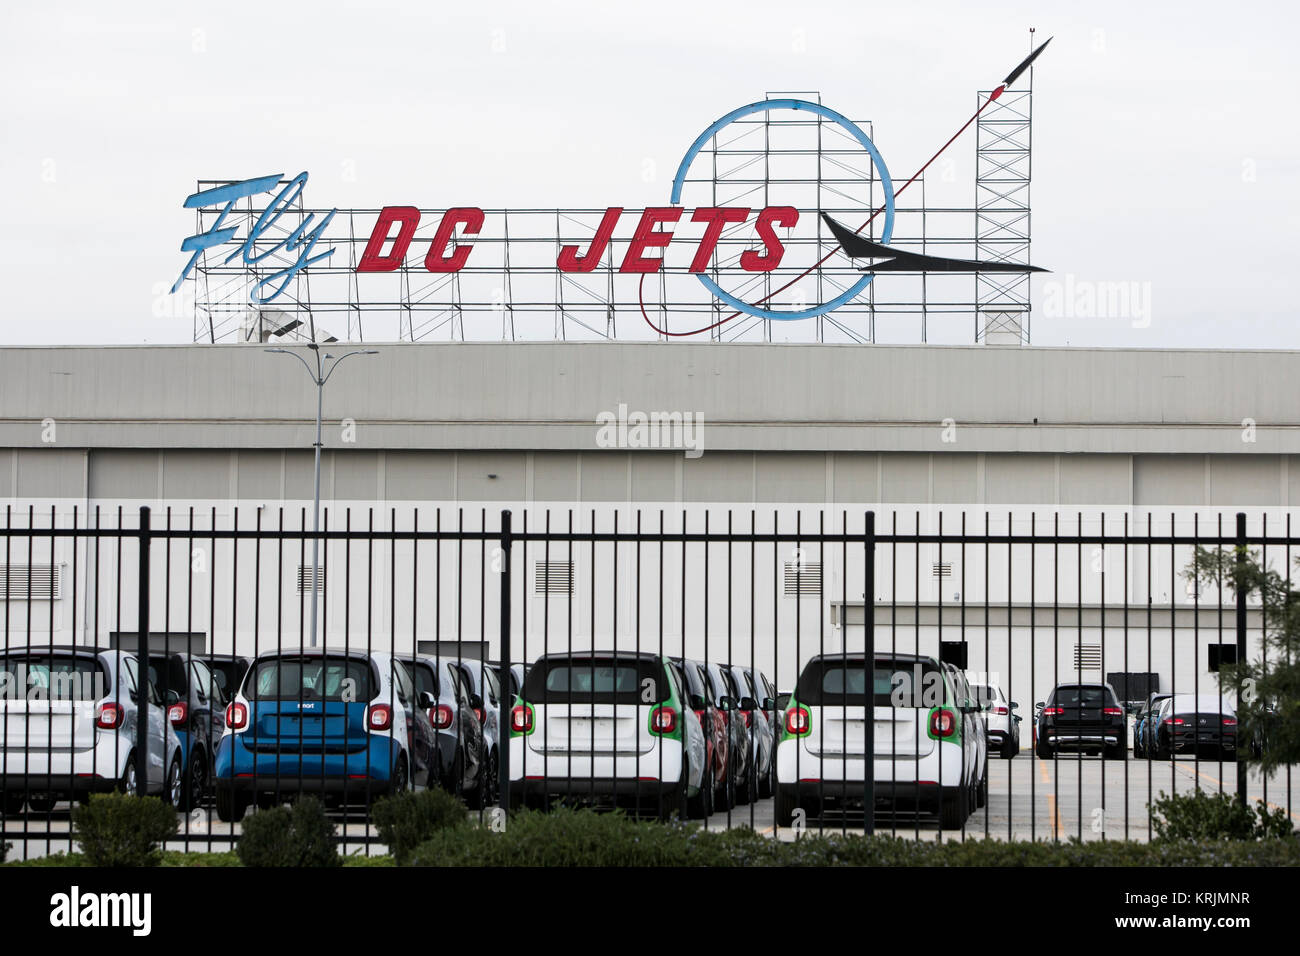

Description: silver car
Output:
[973,680,1021,759]
[1,646,183,812]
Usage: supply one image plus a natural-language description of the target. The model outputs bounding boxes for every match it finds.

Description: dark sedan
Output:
[1035,682,1127,760]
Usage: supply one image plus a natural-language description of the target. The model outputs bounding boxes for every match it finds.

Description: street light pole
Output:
[266,343,377,647]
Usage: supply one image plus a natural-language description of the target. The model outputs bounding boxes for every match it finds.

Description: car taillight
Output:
[1043,706,1064,717]
[785,706,810,736]
[225,702,248,730]
[368,703,393,731]
[168,702,188,727]
[511,704,533,734]
[994,705,1009,715]
[1103,707,1123,716]
[430,704,453,730]
[929,708,956,738]
[95,702,124,730]
[1222,717,1237,726]
[650,706,677,735]
[1164,717,1185,726]
[739,710,751,727]
[473,707,485,725]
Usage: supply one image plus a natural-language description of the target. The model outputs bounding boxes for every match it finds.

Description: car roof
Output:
[1167,694,1236,712]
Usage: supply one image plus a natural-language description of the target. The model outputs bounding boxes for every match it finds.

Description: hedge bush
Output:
[72,793,178,867]
[1151,789,1295,842]
[236,797,341,867]
[371,787,469,864]
[405,807,1300,867]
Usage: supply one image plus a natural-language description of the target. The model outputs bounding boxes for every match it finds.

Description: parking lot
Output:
[5,754,1298,860]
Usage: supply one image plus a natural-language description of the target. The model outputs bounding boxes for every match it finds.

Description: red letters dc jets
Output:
[356,206,797,275]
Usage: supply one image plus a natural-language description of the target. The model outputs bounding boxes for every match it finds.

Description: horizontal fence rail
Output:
[0,505,1295,858]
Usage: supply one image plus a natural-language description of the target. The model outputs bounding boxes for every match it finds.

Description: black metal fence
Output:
[0,505,1294,858]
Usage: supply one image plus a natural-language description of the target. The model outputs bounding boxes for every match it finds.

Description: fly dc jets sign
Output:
[171,40,1049,323]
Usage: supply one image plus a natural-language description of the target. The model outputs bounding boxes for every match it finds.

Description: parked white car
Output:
[1,646,183,812]
[776,652,987,830]
[507,651,710,818]
[972,680,1021,759]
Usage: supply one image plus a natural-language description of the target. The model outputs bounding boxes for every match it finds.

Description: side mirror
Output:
[165,689,181,706]
[1010,701,1019,710]
[468,693,484,711]
[417,691,435,710]
[762,697,776,711]
[739,696,758,712]
[719,696,735,711]
[689,693,706,711]
[1034,701,1044,710]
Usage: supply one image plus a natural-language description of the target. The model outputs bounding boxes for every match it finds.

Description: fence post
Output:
[864,510,875,835]
[1235,512,1248,808]
[136,506,151,798]
[497,509,513,816]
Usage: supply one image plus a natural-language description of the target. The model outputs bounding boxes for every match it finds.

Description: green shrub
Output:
[371,787,468,864]
[236,797,341,867]
[403,806,1300,867]
[72,793,178,867]
[1151,789,1296,841]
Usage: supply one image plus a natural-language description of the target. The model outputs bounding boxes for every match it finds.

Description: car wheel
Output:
[759,759,774,800]
[1,792,24,816]
[1035,741,1053,759]
[1001,737,1015,760]
[737,759,755,805]
[976,767,988,808]
[939,785,969,830]
[716,757,736,811]
[390,753,410,796]
[164,755,184,806]
[179,750,207,811]
[1105,742,1126,761]
[120,752,140,797]
[27,793,57,812]
[775,784,798,828]
[215,785,247,823]
[466,747,495,810]
[686,767,712,820]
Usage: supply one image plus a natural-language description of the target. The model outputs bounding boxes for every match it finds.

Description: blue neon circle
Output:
[670,98,894,321]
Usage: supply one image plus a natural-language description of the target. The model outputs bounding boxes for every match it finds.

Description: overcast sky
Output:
[1,1,1296,348]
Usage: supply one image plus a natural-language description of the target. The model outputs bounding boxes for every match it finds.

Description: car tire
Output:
[758,751,774,799]
[775,784,798,828]
[1,792,24,816]
[390,753,410,796]
[976,767,988,808]
[164,755,184,807]
[119,751,140,797]
[715,757,735,811]
[179,750,207,811]
[27,793,57,813]
[1035,741,1053,759]
[1001,737,1016,760]
[939,785,969,830]
[1105,743,1126,761]
[737,759,755,805]
[687,767,713,820]
[215,785,247,823]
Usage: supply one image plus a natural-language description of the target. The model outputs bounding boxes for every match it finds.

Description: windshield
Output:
[246,656,377,702]
[525,656,669,705]
[796,657,946,708]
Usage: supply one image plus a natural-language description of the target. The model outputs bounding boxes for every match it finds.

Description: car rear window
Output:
[1050,686,1116,707]
[0,654,109,701]
[525,656,669,704]
[246,656,377,702]
[796,657,946,708]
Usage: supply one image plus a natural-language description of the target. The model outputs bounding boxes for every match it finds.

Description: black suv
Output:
[1035,682,1126,760]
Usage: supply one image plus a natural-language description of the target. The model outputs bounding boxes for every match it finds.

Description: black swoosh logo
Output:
[820,212,1049,274]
